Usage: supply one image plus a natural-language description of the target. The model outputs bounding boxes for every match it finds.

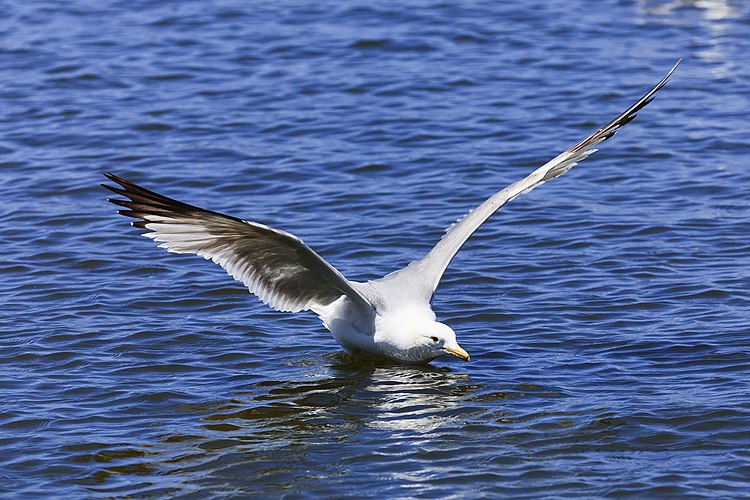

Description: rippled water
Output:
[2,0,750,497]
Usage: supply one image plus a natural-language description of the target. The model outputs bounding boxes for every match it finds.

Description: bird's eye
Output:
[430,336,439,342]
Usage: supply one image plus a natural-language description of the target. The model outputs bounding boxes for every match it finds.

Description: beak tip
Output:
[445,346,471,362]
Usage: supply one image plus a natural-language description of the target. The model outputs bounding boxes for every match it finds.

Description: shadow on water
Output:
[77,354,479,496]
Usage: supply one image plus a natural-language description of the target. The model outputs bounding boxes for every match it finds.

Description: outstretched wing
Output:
[382,60,680,301]
[103,173,372,314]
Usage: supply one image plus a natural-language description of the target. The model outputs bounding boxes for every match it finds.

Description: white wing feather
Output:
[380,61,680,302]
[104,174,373,314]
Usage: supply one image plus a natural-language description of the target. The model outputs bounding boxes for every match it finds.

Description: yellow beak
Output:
[445,345,470,362]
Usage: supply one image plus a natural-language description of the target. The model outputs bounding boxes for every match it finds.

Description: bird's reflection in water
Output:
[76,356,478,495]
[356,360,469,433]
[204,353,474,440]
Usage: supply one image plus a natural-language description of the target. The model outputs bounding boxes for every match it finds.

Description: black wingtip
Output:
[101,182,125,196]
[101,172,127,195]
[660,59,681,86]
[103,172,144,190]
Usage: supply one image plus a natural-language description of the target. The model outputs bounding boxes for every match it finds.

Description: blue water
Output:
[2,0,750,497]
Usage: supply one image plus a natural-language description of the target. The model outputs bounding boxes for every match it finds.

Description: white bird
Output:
[104,61,679,364]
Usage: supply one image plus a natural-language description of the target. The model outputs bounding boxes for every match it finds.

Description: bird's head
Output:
[425,322,470,362]
[401,322,469,363]
[378,311,470,364]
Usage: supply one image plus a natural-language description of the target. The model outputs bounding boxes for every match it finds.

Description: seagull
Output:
[104,61,679,365]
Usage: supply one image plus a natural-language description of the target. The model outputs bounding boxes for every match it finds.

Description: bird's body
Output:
[104,61,679,364]
[320,296,446,364]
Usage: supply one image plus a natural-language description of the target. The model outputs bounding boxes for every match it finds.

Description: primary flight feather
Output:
[104,60,679,364]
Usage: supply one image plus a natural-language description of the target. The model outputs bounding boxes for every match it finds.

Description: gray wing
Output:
[381,60,680,302]
[103,173,372,314]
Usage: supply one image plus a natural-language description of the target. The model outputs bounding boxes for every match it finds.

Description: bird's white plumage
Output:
[104,61,679,364]
[377,62,680,304]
